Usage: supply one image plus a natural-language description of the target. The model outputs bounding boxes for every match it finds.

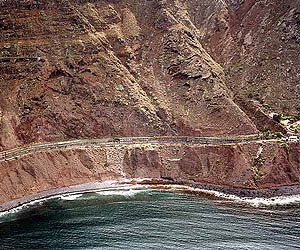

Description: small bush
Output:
[109,138,121,142]
[261,129,271,139]
[273,132,284,139]
[273,114,282,123]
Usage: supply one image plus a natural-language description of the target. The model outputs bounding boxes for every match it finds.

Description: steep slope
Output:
[191,0,300,116]
[0,0,258,150]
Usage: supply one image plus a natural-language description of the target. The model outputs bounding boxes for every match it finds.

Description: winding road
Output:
[0,134,276,162]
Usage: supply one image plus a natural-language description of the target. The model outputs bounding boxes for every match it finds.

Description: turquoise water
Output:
[0,189,300,250]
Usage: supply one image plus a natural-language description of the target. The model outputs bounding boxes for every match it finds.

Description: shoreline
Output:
[0,180,135,214]
[2,179,300,214]
[126,178,300,198]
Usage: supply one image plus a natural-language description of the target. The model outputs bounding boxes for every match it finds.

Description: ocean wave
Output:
[238,195,300,207]
[95,189,149,197]
[2,183,300,221]
[162,185,300,207]
[60,194,83,201]
[0,184,149,220]
[0,195,62,221]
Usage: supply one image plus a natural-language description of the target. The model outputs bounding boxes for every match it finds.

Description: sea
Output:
[0,186,300,250]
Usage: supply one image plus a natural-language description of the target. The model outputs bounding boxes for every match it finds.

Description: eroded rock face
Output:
[0,142,300,205]
[193,0,300,114]
[0,0,260,150]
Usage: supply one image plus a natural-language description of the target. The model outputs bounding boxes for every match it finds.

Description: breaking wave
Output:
[0,195,62,220]
[2,183,300,222]
[95,189,149,197]
[60,194,83,200]
[0,186,150,221]
[165,185,300,207]
[238,195,300,207]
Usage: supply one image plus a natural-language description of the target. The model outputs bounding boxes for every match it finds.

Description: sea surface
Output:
[0,187,300,250]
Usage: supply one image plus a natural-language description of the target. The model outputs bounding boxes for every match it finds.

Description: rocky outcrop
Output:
[0,142,299,205]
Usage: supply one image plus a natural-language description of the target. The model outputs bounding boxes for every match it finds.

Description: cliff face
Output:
[3,0,298,149]
[0,0,261,150]
[0,142,300,205]
[193,0,300,114]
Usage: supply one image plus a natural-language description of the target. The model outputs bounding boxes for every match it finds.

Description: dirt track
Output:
[0,135,265,162]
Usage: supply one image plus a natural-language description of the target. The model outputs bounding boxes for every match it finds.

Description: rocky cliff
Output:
[0,0,263,151]
[194,0,300,115]
[0,141,300,205]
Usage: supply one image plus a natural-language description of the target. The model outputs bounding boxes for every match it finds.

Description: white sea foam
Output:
[96,189,148,197]
[0,195,62,220]
[162,185,300,207]
[2,182,300,221]
[0,183,148,220]
[60,194,83,200]
[239,195,300,207]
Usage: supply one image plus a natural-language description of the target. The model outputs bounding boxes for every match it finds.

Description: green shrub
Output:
[261,129,271,139]
[273,114,282,123]
[273,132,284,139]
[108,137,121,142]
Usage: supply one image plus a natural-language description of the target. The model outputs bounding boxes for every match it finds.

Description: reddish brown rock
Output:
[194,0,300,114]
[1,142,300,205]
[0,0,300,204]
[0,0,260,151]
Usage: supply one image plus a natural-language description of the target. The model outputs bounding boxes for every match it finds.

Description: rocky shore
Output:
[0,180,126,213]
[0,140,299,210]
[3,178,300,214]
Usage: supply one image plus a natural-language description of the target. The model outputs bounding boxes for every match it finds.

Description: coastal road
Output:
[0,134,274,162]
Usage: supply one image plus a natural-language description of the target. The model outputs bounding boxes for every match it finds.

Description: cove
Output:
[1,188,300,250]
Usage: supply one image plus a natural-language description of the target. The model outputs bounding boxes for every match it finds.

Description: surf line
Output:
[2,179,300,218]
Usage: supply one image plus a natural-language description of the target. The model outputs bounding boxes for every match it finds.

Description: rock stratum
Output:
[0,0,300,205]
